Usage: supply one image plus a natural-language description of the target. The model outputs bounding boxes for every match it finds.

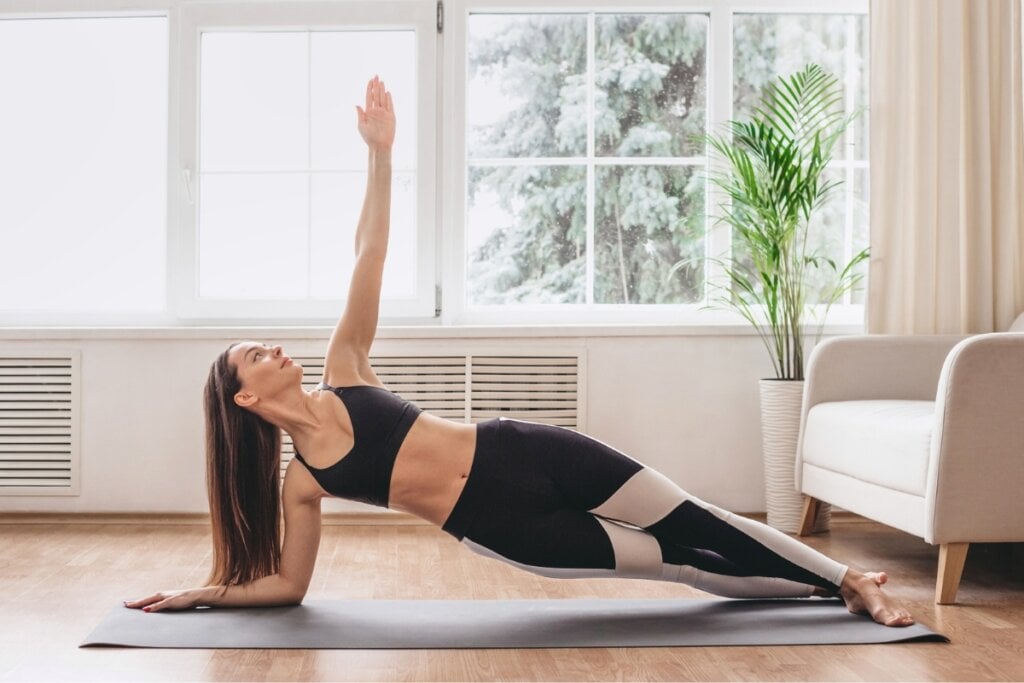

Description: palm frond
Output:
[686,63,867,379]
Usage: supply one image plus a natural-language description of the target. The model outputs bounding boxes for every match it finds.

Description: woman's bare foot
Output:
[838,570,915,627]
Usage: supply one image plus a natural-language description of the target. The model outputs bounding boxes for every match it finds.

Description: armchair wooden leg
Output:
[936,543,969,604]
[798,496,821,537]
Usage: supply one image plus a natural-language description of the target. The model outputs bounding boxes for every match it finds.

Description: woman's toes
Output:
[887,612,915,627]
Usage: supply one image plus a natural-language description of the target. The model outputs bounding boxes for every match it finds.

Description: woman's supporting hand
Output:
[123,586,212,613]
[356,75,395,151]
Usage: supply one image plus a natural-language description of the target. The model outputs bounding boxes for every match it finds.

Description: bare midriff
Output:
[385,412,478,527]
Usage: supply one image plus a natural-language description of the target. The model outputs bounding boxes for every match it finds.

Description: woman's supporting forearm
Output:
[354,147,392,258]
[202,573,301,608]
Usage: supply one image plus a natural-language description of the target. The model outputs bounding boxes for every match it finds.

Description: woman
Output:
[126,76,914,628]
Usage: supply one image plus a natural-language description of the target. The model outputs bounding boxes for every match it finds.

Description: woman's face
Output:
[228,340,303,408]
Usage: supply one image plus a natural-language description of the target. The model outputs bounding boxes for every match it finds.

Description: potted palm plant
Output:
[684,64,868,533]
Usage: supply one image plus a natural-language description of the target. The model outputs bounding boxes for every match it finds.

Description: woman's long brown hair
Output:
[202,342,283,596]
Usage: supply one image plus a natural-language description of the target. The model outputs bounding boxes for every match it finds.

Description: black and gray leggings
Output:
[441,417,848,597]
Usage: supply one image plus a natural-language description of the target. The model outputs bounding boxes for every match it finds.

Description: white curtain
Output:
[868,0,1024,334]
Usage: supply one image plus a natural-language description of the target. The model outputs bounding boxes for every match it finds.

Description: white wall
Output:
[0,326,826,515]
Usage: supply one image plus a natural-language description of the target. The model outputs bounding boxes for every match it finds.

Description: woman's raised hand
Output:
[124,587,211,613]
[356,75,395,151]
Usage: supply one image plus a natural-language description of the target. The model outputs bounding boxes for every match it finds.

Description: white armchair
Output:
[795,316,1024,604]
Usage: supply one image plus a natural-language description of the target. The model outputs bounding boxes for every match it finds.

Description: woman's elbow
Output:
[279,575,308,606]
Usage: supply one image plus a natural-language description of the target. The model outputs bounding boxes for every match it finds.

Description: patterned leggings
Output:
[441,418,847,597]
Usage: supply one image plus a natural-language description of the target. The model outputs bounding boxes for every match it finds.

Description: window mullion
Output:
[843,13,857,305]
[585,11,595,306]
[306,30,313,300]
[706,2,734,308]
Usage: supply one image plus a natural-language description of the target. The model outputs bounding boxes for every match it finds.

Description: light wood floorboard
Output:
[1,515,1022,682]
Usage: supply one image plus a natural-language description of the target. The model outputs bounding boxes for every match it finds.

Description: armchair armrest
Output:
[926,333,1024,543]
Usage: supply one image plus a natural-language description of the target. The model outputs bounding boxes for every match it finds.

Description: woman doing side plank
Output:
[126,76,913,628]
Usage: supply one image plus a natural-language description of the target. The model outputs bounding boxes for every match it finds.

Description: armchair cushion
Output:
[802,400,935,496]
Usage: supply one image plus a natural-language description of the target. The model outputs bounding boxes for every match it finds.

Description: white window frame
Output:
[441,0,868,327]
[176,0,438,323]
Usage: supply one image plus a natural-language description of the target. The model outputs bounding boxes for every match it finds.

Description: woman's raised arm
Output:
[324,75,396,367]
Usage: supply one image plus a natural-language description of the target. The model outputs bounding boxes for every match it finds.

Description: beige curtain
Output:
[868,0,1024,334]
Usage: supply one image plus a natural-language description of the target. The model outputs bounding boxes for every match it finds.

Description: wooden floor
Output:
[1,514,1022,682]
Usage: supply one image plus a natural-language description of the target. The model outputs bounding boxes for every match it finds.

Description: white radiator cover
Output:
[0,353,80,495]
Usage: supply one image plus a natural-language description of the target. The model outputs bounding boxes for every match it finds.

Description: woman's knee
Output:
[589,466,689,528]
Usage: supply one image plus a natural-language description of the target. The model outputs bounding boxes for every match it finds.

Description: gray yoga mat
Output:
[80,598,947,649]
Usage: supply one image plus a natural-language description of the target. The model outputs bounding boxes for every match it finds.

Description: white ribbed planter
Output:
[758,379,830,533]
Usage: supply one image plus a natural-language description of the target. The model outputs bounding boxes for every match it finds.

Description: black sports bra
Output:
[292,382,423,508]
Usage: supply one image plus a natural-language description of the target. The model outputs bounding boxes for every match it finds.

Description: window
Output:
[450,0,869,325]
[178,1,436,321]
[0,15,167,322]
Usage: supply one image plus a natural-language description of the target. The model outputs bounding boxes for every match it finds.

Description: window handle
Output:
[181,168,194,205]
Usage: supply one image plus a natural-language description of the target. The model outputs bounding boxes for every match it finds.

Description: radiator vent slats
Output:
[0,355,79,494]
[470,356,579,426]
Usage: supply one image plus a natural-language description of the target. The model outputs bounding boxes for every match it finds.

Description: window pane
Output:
[467,15,587,158]
[198,174,308,299]
[309,173,356,298]
[800,166,868,306]
[851,167,868,305]
[802,167,847,302]
[310,171,416,299]
[854,18,869,160]
[198,30,416,301]
[733,13,867,159]
[200,33,308,172]
[467,166,586,304]
[594,14,707,157]
[731,14,868,308]
[0,17,167,313]
[595,165,704,304]
[311,32,418,172]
